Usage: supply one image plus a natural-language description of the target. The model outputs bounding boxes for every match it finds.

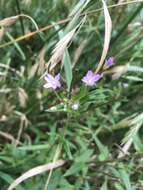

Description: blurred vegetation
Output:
[0,0,143,189]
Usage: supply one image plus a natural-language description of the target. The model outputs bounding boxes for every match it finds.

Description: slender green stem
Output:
[15,0,25,35]
[44,144,62,190]
[54,90,62,102]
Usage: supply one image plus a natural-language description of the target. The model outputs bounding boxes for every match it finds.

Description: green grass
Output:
[0,0,143,189]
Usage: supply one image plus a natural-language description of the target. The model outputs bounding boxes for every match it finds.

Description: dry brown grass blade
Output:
[95,0,112,74]
[28,62,39,78]
[104,63,129,79]
[18,88,28,108]
[0,17,71,49]
[29,47,45,78]
[0,131,22,145]
[118,139,132,158]
[16,114,29,146]
[47,28,76,72]
[7,160,66,190]
[72,39,88,69]
[37,47,46,75]
[0,16,19,27]
[0,27,6,41]
[22,0,31,6]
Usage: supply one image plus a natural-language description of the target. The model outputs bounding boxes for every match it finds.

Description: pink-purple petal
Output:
[44,74,54,82]
[106,57,114,66]
[43,73,61,90]
[55,73,60,80]
[82,70,103,86]
[86,70,94,77]
[93,74,102,81]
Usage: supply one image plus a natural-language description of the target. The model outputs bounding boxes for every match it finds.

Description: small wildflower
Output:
[71,102,80,110]
[106,57,114,66]
[43,73,61,90]
[82,70,102,86]
[122,83,129,88]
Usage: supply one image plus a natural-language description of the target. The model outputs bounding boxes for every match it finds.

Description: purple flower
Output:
[82,70,102,86]
[43,73,61,90]
[106,57,114,66]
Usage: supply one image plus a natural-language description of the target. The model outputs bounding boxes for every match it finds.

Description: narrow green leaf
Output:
[114,183,125,190]
[125,75,143,82]
[119,164,133,190]
[63,140,73,160]
[75,149,93,162]
[133,134,143,152]
[18,144,50,151]
[6,32,26,60]
[69,0,91,17]
[54,25,73,91]
[63,49,73,91]
[100,180,108,190]
[93,135,109,161]
[64,162,85,176]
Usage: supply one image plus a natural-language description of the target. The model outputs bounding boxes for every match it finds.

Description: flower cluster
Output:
[43,57,114,90]
[43,71,102,89]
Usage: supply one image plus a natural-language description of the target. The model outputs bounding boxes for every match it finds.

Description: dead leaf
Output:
[0,16,19,27]
[104,63,129,79]
[95,0,112,74]
[7,160,66,190]
[47,28,76,72]
[37,48,45,75]
[72,39,88,69]
[18,88,28,108]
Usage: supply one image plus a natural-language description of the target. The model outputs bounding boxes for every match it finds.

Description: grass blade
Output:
[95,0,112,74]
[7,160,66,190]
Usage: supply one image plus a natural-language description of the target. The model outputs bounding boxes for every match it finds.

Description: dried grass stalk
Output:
[16,114,29,146]
[0,131,21,145]
[22,0,31,6]
[118,139,132,158]
[37,47,46,75]
[104,63,129,79]
[28,62,39,78]
[95,0,112,74]
[72,39,88,69]
[7,160,66,190]
[0,16,19,27]
[0,27,6,41]
[18,88,28,108]
[29,48,45,78]
[47,28,76,72]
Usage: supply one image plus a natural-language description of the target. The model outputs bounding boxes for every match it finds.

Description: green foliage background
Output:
[0,0,143,189]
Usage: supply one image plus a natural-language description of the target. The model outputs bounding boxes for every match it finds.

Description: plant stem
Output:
[44,144,62,190]
[54,90,62,102]
[15,0,25,35]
